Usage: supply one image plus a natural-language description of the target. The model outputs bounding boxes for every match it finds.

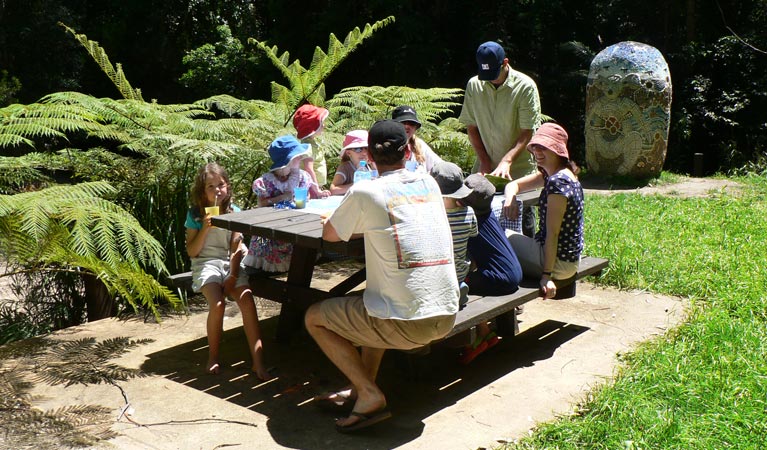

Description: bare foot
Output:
[253,366,273,381]
[315,387,356,403]
[207,360,221,374]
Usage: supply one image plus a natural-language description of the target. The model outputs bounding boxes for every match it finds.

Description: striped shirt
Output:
[446,206,479,281]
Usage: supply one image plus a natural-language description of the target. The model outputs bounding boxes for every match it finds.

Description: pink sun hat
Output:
[340,130,369,156]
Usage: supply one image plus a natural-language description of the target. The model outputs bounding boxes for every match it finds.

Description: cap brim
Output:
[393,117,422,128]
[444,184,474,199]
[478,66,501,81]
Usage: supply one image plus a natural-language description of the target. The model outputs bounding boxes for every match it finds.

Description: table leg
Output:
[275,245,318,343]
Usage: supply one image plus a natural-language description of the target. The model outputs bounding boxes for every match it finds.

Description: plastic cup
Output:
[293,187,308,209]
[405,160,418,172]
[204,206,219,227]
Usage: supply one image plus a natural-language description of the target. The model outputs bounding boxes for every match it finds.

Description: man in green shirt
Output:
[459,41,541,235]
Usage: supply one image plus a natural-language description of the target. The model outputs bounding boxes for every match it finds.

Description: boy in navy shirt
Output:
[458,174,523,364]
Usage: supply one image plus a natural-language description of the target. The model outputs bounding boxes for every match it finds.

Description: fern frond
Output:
[59,23,144,101]
[0,182,180,316]
[326,85,464,132]
[251,16,395,110]
[0,132,35,148]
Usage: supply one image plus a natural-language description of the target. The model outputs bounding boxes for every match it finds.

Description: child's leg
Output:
[232,285,272,381]
[201,283,226,374]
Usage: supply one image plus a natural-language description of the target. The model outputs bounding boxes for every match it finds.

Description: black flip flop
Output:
[335,408,392,434]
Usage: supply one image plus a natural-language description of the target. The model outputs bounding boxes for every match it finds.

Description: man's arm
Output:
[322,218,363,242]
[467,125,493,174]
[490,128,533,179]
[322,219,342,242]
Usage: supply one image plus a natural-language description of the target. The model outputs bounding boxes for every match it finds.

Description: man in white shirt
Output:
[305,120,459,433]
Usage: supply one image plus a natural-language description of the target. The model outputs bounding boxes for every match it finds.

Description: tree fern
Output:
[250,16,395,114]
[0,182,180,318]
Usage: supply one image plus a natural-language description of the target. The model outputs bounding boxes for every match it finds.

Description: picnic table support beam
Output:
[275,246,318,343]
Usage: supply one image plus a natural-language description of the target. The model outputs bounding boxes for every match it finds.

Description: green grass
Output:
[508,173,767,449]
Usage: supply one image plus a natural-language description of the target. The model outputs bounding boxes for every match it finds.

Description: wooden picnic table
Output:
[210,190,541,341]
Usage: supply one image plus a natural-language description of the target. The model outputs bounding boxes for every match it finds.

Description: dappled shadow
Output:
[141,314,588,449]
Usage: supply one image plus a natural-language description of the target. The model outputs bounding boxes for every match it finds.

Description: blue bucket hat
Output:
[268,135,312,171]
[476,41,505,81]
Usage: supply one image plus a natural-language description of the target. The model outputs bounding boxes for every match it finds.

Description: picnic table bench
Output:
[438,256,609,348]
[167,192,608,346]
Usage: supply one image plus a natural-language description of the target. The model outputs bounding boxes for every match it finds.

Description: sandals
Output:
[335,408,392,433]
[458,332,500,365]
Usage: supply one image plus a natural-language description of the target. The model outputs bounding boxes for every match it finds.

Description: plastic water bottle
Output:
[353,160,372,183]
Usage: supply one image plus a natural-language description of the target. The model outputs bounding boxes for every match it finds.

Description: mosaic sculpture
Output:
[585,41,672,178]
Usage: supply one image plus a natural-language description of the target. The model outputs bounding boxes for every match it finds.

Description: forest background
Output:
[0,1,765,339]
[3,0,766,173]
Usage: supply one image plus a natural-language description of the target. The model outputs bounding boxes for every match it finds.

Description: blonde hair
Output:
[409,136,427,164]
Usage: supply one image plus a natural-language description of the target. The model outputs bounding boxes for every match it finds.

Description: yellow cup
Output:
[204,206,219,228]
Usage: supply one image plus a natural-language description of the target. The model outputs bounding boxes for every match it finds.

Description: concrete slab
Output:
[5,281,684,450]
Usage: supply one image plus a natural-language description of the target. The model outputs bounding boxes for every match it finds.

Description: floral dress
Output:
[243,168,313,272]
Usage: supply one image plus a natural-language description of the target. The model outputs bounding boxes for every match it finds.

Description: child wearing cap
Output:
[294,104,330,187]
[243,135,330,273]
[458,173,524,364]
[329,129,378,196]
[502,122,584,300]
[429,161,478,307]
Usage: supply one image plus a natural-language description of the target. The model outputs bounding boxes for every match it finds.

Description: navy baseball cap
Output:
[476,41,505,81]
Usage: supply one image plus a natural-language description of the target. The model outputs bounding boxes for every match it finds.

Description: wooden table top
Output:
[210,189,539,256]
[211,204,364,256]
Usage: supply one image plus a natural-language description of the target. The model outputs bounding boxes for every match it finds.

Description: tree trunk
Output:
[686,0,697,41]
[83,274,115,321]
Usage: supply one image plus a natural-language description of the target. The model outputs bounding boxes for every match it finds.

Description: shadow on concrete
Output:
[142,316,588,450]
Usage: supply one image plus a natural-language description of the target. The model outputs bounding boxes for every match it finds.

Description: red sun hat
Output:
[527,122,570,159]
[294,104,329,140]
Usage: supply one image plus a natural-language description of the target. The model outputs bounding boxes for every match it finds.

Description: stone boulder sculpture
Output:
[585,41,672,178]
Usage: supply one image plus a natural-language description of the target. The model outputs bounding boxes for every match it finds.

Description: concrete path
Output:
[16,281,683,450]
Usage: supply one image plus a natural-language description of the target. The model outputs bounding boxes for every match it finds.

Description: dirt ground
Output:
[0,176,736,449]
[582,175,741,198]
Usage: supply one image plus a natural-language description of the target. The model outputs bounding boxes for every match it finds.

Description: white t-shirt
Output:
[328,169,459,320]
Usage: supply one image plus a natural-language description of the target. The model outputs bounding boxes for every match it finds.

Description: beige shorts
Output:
[319,296,455,350]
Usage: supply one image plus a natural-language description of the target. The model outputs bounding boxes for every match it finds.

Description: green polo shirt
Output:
[459,67,541,179]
